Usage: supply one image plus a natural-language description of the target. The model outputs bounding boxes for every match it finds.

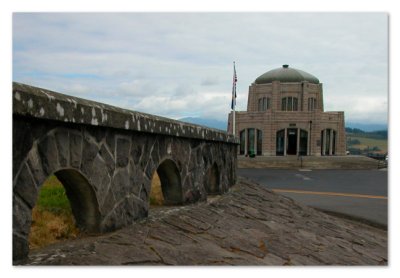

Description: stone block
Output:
[54,128,69,167]
[13,163,37,208]
[111,167,131,202]
[69,132,82,168]
[99,144,115,175]
[100,187,117,216]
[130,143,142,165]
[37,133,60,176]
[116,137,131,168]
[13,232,29,263]
[26,146,46,188]
[85,154,111,205]
[128,162,144,197]
[81,135,99,167]
[13,195,32,237]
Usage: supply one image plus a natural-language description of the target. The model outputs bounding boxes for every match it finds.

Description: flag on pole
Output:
[231,61,237,110]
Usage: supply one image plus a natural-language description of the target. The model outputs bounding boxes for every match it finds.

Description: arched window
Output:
[281,97,298,111]
[308,97,317,111]
[276,129,285,156]
[239,130,245,155]
[321,129,336,156]
[239,128,263,156]
[299,130,308,155]
[247,128,255,156]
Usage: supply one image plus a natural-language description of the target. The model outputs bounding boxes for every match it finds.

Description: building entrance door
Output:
[287,128,297,155]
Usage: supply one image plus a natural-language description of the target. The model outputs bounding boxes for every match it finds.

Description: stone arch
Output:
[54,169,101,233]
[155,158,183,205]
[13,127,103,262]
[205,162,220,195]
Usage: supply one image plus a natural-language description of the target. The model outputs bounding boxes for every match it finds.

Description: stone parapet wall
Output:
[13,82,238,263]
[13,82,237,144]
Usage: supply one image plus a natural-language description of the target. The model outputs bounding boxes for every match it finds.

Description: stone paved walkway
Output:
[25,177,387,265]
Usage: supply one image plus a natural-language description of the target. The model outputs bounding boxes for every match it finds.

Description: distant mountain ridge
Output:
[346,122,387,132]
[178,117,387,133]
[178,117,227,131]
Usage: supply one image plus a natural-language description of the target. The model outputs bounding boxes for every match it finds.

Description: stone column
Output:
[329,129,334,156]
[254,129,258,156]
[322,129,327,156]
[296,128,300,156]
[308,126,312,156]
[244,129,248,156]
[284,128,287,156]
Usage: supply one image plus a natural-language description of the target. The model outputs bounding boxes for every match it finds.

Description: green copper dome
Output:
[255,64,319,84]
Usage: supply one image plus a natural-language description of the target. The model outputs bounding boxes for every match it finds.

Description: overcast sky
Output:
[12,13,388,124]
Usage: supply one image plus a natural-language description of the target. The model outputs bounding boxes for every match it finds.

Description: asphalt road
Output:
[237,169,388,226]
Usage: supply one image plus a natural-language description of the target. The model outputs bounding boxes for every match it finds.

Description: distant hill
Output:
[178,118,388,135]
[178,117,227,131]
[346,127,387,140]
[346,122,387,132]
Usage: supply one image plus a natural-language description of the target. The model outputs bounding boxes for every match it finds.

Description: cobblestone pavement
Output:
[24,177,387,265]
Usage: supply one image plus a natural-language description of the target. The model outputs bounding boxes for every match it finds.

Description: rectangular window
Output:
[287,97,292,111]
[247,128,255,156]
[240,130,245,155]
[308,97,316,111]
[267,97,271,110]
[293,97,298,111]
[281,98,286,111]
[258,98,262,111]
[325,129,331,155]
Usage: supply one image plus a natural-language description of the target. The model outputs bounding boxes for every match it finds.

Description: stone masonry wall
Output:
[13,83,237,263]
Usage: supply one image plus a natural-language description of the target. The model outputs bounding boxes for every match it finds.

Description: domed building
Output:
[227,64,346,156]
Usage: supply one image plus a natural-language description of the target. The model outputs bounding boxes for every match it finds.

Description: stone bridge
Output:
[12,82,237,262]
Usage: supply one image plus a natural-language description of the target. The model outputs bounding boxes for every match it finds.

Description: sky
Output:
[12,12,388,125]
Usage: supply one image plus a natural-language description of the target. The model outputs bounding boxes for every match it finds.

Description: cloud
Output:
[12,12,388,124]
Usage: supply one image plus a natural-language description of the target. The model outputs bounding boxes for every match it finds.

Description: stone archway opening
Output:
[29,169,101,250]
[149,159,183,206]
[205,163,220,195]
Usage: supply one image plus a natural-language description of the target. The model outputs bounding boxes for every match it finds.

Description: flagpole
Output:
[232,61,236,136]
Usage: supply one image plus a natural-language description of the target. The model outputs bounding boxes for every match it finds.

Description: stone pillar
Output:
[244,129,248,156]
[329,129,334,156]
[322,129,327,156]
[284,128,287,156]
[254,129,258,156]
[308,125,312,156]
[296,128,300,156]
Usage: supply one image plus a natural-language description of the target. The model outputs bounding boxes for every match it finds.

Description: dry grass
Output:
[29,207,79,250]
[30,171,166,249]
[29,175,79,250]
[150,171,164,206]
[349,136,388,152]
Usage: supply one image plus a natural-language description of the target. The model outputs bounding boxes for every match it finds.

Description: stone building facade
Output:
[227,64,346,156]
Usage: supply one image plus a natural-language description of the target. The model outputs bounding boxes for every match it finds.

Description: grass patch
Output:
[29,175,79,250]
[347,135,387,152]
